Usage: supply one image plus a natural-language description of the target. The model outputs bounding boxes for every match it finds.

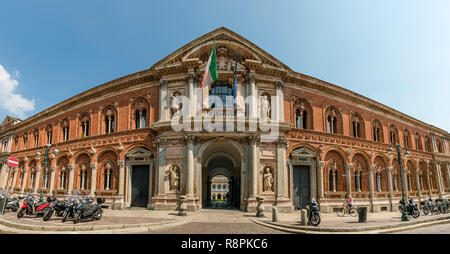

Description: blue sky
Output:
[0,1,448,131]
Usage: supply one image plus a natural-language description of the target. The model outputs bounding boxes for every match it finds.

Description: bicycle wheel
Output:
[349,208,358,217]
[336,208,345,217]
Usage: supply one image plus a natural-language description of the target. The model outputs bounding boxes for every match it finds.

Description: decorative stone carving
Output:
[217,47,230,71]
[154,138,167,148]
[168,165,180,191]
[170,92,182,117]
[277,137,288,148]
[263,167,274,192]
[248,135,260,145]
[261,94,270,120]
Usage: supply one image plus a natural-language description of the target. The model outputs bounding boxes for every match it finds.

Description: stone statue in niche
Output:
[169,165,180,191]
[263,167,274,192]
[217,47,230,71]
[261,95,271,119]
[170,92,182,118]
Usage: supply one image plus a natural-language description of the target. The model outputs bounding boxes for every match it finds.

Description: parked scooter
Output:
[405,197,420,218]
[0,190,23,212]
[307,198,321,226]
[73,197,105,224]
[43,197,67,221]
[17,194,55,218]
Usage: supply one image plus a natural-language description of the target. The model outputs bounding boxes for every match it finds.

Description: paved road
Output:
[146,222,287,234]
[391,222,450,234]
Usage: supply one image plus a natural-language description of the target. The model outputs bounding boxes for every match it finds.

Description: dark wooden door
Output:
[131,165,149,207]
[293,165,310,209]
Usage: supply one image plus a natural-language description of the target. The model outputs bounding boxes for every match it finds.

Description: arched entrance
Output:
[125,147,154,208]
[199,139,244,210]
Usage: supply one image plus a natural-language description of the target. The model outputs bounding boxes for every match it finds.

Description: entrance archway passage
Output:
[201,141,242,210]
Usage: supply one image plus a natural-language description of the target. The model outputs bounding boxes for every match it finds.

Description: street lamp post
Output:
[388,144,411,222]
[39,144,51,203]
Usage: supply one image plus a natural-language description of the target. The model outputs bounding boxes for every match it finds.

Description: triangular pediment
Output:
[126,147,153,157]
[152,27,290,73]
[0,115,21,129]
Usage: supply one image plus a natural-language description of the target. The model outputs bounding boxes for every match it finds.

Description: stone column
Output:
[34,166,41,194]
[247,74,258,120]
[67,164,75,194]
[49,166,56,194]
[435,162,444,195]
[184,135,195,197]
[187,73,195,117]
[345,163,352,196]
[275,81,284,122]
[368,165,375,199]
[276,137,288,199]
[118,160,125,196]
[155,138,167,196]
[11,168,18,191]
[90,163,97,196]
[415,168,421,198]
[249,135,259,198]
[158,79,168,121]
[21,168,28,193]
[425,167,432,195]
[387,167,393,198]
[317,161,325,199]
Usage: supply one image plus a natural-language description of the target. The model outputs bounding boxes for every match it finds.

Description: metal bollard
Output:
[300,209,307,225]
[272,207,278,222]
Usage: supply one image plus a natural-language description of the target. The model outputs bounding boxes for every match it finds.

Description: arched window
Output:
[403,129,411,149]
[325,106,341,134]
[351,113,365,138]
[437,139,443,153]
[372,120,383,142]
[104,109,116,134]
[79,113,91,138]
[376,171,382,192]
[132,98,149,129]
[61,119,70,142]
[23,133,28,149]
[79,164,88,190]
[415,133,422,151]
[354,163,363,192]
[389,125,398,144]
[34,129,39,148]
[103,162,114,190]
[29,168,36,189]
[328,161,338,192]
[293,100,310,129]
[59,166,67,189]
[425,136,432,152]
[407,171,413,191]
[46,125,53,145]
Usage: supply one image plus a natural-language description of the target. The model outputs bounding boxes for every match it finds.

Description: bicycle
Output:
[336,202,357,217]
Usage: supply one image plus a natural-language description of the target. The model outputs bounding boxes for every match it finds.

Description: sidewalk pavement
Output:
[251,210,450,233]
[1,208,449,234]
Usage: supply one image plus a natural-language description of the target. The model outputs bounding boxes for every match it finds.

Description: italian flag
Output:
[200,41,218,88]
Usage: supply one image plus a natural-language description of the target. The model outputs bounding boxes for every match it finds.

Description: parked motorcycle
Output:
[405,197,420,218]
[62,197,80,223]
[73,197,105,224]
[420,199,432,215]
[307,198,321,226]
[43,198,67,221]
[17,194,55,218]
[0,190,23,212]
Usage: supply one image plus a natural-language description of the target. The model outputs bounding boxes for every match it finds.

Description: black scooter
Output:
[73,197,105,224]
[307,199,321,226]
[43,198,67,221]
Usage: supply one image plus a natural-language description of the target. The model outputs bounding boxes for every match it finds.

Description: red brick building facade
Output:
[0,27,449,213]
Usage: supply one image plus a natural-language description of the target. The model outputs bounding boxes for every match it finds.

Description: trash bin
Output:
[358,207,367,222]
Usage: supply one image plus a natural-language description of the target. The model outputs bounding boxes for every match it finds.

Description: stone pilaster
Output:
[435,162,444,195]
[317,161,325,199]
[247,74,258,119]
[184,135,195,197]
[118,160,125,196]
[276,137,288,199]
[49,166,56,194]
[345,163,352,196]
[249,135,260,199]
[275,81,285,122]
[33,167,41,194]
[67,164,75,194]
[186,73,195,117]
[425,166,432,196]
[21,168,28,193]
[415,168,421,198]
[89,163,97,196]
[154,137,167,197]
[11,168,18,190]
[368,165,375,199]
[158,79,168,121]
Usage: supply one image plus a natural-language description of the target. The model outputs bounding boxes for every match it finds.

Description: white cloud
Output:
[0,65,35,119]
